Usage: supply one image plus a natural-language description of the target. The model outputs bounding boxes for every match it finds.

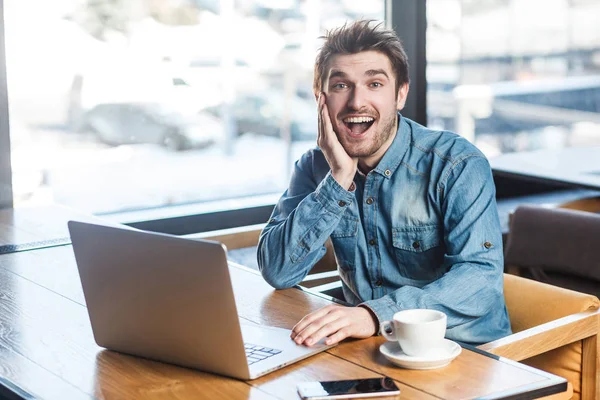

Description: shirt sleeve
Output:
[360,156,507,341]
[257,151,355,289]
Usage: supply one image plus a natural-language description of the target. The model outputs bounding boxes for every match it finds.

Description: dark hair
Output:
[313,20,409,96]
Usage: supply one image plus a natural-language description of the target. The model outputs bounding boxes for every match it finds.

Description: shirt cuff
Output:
[314,172,355,214]
[359,297,402,335]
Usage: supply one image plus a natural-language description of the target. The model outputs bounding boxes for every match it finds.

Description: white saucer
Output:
[379,339,462,370]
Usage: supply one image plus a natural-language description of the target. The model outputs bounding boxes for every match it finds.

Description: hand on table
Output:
[291,304,377,347]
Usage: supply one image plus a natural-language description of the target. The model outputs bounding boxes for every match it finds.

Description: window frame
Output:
[387,0,427,126]
[0,0,13,209]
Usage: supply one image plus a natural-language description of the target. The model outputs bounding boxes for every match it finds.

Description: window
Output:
[5,0,384,214]
[427,0,600,158]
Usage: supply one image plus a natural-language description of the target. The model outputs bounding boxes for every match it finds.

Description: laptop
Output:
[67,220,335,380]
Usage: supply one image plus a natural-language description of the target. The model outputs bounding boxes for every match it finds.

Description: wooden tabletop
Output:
[0,239,568,400]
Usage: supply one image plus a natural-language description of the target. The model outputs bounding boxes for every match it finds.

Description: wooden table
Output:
[0,206,568,399]
[0,247,567,400]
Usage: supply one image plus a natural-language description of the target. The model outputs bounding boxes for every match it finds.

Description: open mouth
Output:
[343,116,375,136]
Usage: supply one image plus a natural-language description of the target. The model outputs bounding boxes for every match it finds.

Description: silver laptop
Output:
[68,220,335,380]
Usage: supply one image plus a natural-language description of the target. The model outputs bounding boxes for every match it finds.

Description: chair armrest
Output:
[300,271,340,288]
[559,196,600,213]
[479,309,600,361]
[184,223,265,250]
[301,270,340,282]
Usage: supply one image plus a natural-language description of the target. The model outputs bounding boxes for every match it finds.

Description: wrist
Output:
[357,305,378,336]
[332,170,355,191]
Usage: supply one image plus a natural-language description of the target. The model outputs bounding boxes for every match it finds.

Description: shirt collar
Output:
[372,112,410,179]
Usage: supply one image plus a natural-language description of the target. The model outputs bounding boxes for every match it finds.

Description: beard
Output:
[335,110,398,158]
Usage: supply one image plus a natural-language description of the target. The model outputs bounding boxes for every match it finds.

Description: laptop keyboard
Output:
[244,343,282,365]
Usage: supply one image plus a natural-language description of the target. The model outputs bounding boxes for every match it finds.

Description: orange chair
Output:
[480,274,600,400]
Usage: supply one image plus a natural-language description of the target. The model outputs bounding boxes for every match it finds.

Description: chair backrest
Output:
[505,205,600,296]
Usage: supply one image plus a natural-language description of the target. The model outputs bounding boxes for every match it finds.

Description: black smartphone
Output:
[297,377,400,399]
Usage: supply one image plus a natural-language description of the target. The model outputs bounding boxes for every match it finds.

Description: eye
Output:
[370,82,383,88]
[333,83,347,89]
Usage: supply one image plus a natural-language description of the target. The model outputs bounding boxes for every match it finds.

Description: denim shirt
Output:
[257,115,512,345]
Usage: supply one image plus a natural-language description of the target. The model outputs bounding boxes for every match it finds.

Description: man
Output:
[257,20,511,347]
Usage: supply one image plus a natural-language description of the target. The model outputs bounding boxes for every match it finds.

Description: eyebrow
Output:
[365,69,389,79]
[328,69,390,80]
[329,70,347,80]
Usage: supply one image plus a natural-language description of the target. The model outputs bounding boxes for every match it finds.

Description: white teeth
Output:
[344,116,374,124]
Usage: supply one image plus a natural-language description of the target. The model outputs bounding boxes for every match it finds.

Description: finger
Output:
[320,95,333,134]
[291,309,326,339]
[317,92,325,145]
[323,326,352,346]
[303,317,349,347]
[291,305,337,340]
[319,103,330,149]
[291,305,337,339]
[320,100,338,152]
[294,311,342,346]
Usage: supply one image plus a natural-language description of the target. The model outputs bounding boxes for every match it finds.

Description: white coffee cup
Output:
[380,309,447,357]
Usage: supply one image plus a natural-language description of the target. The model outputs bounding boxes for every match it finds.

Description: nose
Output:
[346,86,367,111]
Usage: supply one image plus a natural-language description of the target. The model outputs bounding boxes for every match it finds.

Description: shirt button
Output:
[412,241,420,249]
[338,200,347,207]
[375,279,383,287]
[384,169,391,177]
[366,197,374,205]
[369,239,377,246]
[484,241,493,249]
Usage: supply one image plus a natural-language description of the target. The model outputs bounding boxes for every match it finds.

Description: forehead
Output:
[326,50,394,79]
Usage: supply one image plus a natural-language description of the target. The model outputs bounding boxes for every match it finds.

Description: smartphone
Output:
[297,377,400,399]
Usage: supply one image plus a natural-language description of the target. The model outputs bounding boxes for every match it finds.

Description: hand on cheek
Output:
[317,93,358,190]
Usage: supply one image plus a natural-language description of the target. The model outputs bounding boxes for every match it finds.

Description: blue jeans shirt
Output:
[257,115,512,345]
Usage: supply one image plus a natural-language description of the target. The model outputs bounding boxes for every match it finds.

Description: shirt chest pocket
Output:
[392,224,445,282]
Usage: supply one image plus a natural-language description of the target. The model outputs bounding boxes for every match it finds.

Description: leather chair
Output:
[505,205,600,298]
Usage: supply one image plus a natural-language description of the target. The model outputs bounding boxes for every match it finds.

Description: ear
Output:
[396,83,409,110]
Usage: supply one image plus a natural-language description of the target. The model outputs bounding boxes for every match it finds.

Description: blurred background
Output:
[4,0,600,215]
